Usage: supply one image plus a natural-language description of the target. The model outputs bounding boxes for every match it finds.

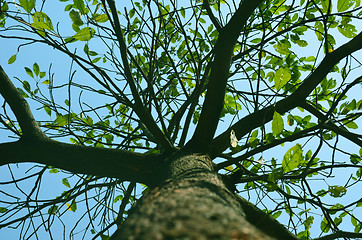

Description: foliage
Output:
[0,0,362,239]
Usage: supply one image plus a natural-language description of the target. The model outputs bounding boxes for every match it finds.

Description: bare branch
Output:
[104,0,174,153]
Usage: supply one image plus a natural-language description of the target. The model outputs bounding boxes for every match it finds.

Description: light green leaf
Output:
[337,0,355,12]
[32,12,54,31]
[19,0,36,13]
[83,116,93,126]
[92,57,101,63]
[282,144,303,172]
[272,111,284,136]
[73,27,95,41]
[43,105,51,116]
[274,68,291,91]
[92,13,108,23]
[33,63,39,76]
[338,24,357,38]
[321,0,332,13]
[314,21,324,41]
[345,121,358,129]
[62,178,71,188]
[8,54,16,64]
[55,114,74,126]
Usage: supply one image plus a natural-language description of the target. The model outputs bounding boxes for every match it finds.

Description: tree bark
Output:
[112,152,295,240]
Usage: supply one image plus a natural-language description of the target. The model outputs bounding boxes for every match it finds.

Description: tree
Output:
[1,0,362,239]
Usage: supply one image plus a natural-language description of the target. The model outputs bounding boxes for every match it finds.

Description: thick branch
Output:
[0,66,164,186]
[187,0,263,152]
[0,139,163,186]
[313,231,362,240]
[0,66,45,139]
[210,31,362,157]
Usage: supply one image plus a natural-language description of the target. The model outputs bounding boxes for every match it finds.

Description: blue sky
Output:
[1,0,362,239]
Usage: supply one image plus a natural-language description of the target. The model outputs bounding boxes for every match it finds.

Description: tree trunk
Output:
[112,152,277,240]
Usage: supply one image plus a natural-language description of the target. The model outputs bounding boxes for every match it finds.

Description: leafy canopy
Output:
[1,0,362,239]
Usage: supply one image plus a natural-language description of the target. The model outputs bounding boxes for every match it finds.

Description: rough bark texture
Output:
[112,152,276,240]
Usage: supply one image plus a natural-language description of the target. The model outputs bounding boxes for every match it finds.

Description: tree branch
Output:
[313,231,362,240]
[0,139,163,186]
[0,66,164,186]
[236,195,299,240]
[210,31,362,157]
[104,0,174,153]
[0,66,45,139]
[187,0,264,152]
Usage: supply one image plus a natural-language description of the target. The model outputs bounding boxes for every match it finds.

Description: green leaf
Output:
[32,12,54,31]
[39,71,46,78]
[49,168,59,173]
[337,0,355,12]
[68,200,77,212]
[73,27,95,41]
[345,121,358,129]
[73,0,86,14]
[100,234,110,240]
[19,0,36,13]
[69,9,83,26]
[272,111,284,136]
[48,205,58,215]
[33,63,39,76]
[92,57,101,63]
[180,7,185,18]
[43,105,52,116]
[17,88,29,98]
[274,68,291,91]
[22,81,31,93]
[24,67,34,78]
[350,154,361,164]
[282,144,303,172]
[62,178,71,188]
[113,195,124,203]
[328,185,347,197]
[314,21,324,41]
[8,54,16,64]
[55,114,74,126]
[42,79,50,85]
[83,116,93,126]
[92,13,108,23]
[0,207,8,213]
[321,0,332,13]
[338,23,357,38]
